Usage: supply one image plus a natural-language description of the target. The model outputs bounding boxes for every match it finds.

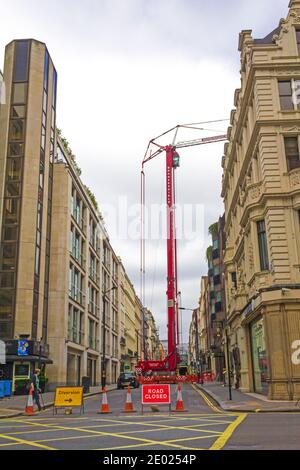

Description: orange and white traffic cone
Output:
[98,387,111,414]
[175,384,186,412]
[123,385,136,413]
[25,387,35,415]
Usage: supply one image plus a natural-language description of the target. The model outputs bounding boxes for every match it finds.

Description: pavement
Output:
[197,381,300,412]
[0,385,116,419]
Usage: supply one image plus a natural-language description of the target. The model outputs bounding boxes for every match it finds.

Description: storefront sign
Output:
[17,340,29,356]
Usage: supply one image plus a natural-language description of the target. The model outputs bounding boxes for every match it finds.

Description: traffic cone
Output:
[175,384,186,412]
[98,387,111,414]
[123,385,136,413]
[25,388,35,415]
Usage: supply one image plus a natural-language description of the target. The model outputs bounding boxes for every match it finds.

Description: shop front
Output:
[0,339,51,394]
[250,316,269,396]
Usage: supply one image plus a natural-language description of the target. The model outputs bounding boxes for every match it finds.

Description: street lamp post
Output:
[101,286,117,389]
[212,319,232,401]
[225,327,232,401]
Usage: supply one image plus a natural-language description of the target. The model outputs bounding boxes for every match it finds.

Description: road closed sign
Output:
[54,387,84,412]
[142,384,171,405]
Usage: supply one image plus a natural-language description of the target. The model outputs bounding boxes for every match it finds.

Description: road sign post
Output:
[53,386,84,415]
[141,384,171,414]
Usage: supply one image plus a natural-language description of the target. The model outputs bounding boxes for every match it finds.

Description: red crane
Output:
[137,122,228,376]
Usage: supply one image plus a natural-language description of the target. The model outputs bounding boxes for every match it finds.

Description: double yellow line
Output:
[191,384,247,450]
[191,384,223,413]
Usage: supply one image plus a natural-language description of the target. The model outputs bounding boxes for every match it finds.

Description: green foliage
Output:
[84,185,99,211]
[206,245,213,263]
[208,222,218,237]
[56,127,82,176]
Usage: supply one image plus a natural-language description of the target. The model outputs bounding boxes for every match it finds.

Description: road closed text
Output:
[142,385,171,404]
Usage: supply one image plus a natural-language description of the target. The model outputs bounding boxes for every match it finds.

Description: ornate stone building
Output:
[222,0,300,399]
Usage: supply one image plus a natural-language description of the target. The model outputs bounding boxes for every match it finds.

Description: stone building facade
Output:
[222,0,300,399]
[0,39,155,391]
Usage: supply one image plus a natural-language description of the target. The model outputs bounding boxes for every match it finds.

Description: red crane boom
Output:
[137,122,227,375]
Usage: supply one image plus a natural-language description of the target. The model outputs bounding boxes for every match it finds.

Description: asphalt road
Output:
[0,384,299,450]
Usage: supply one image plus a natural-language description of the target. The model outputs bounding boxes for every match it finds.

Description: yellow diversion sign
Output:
[54,387,84,414]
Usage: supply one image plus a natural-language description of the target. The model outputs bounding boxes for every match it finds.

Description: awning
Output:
[5,355,53,364]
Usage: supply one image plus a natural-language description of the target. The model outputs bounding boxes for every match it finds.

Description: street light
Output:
[212,320,232,401]
[101,286,117,389]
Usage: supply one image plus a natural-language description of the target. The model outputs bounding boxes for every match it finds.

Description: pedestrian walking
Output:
[31,368,42,412]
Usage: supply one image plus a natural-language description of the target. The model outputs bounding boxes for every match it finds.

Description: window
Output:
[0,273,15,288]
[12,83,27,104]
[0,244,17,270]
[39,162,44,188]
[279,81,294,110]
[69,267,73,293]
[13,41,29,82]
[43,51,49,92]
[11,105,26,118]
[257,221,269,271]
[9,119,25,141]
[231,272,237,289]
[52,69,57,109]
[4,198,19,224]
[296,29,300,55]
[75,233,80,260]
[284,137,300,171]
[6,158,22,180]
[5,182,20,197]
[69,229,73,254]
[0,290,14,311]
[8,143,24,157]
[35,246,40,275]
[3,226,18,241]
[278,79,300,111]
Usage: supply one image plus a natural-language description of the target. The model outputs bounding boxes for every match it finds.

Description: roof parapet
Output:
[238,30,253,52]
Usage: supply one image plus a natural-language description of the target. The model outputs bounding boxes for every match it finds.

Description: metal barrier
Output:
[138,373,216,385]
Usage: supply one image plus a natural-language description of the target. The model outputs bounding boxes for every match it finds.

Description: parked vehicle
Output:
[117,372,139,389]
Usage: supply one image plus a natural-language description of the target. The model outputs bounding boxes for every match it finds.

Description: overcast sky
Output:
[0,0,290,342]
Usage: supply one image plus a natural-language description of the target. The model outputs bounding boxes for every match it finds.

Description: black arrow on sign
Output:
[64,398,73,403]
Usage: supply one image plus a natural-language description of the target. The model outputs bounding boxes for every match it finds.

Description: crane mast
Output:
[137,123,227,377]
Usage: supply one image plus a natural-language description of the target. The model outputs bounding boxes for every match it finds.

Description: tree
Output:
[208,222,218,237]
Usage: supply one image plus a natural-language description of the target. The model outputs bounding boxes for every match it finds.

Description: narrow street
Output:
[0,384,299,451]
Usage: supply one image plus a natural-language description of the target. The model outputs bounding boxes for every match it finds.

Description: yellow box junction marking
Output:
[209,413,247,450]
